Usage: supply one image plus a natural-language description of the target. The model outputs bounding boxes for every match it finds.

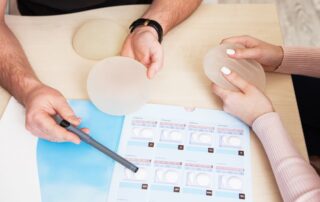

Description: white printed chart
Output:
[107,104,252,202]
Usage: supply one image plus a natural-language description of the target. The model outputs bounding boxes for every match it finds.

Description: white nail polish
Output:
[221,66,231,75]
[226,49,236,55]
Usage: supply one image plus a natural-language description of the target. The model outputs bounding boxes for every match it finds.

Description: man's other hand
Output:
[121,26,163,79]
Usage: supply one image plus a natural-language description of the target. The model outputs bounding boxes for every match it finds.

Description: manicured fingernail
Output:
[226,49,235,55]
[221,66,231,75]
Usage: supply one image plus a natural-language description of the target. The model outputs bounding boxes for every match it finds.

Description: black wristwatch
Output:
[129,18,163,43]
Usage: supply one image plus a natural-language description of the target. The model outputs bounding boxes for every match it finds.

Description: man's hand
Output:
[23,84,85,144]
[121,26,163,79]
[120,0,201,79]
[1,1,87,144]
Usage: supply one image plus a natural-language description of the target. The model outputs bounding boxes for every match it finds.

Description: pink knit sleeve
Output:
[275,47,320,78]
[252,112,320,202]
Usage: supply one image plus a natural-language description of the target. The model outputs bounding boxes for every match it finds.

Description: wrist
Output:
[129,18,163,43]
[131,26,158,39]
[142,12,167,34]
[20,78,43,106]
[251,108,275,126]
[252,111,280,132]
[274,46,284,71]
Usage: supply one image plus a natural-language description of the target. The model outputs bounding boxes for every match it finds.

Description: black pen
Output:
[54,114,139,173]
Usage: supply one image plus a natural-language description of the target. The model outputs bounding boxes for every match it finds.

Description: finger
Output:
[125,45,150,71]
[221,35,259,48]
[211,83,229,100]
[36,112,81,144]
[147,66,157,79]
[121,49,135,58]
[120,41,135,58]
[136,50,155,78]
[220,67,252,93]
[147,46,163,79]
[54,98,80,126]
[81,128,90,134]
[226,47,261,60]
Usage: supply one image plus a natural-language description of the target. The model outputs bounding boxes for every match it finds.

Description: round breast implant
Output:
[203,43,266,92]
[73,19,127,60]
[87,56,150,116]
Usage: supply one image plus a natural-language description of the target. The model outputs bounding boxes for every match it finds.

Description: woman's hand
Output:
[221,35,284,72]
[212,67,274,126]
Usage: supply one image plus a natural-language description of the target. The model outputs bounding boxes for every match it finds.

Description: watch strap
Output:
[129,18,163,43]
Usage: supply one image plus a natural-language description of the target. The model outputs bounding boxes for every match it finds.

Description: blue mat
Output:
[37,100,124,202]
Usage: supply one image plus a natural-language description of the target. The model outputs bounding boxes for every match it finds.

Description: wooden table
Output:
[0,4,307,202]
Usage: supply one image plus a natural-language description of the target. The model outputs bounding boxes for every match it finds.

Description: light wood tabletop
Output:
[0,4,307,202]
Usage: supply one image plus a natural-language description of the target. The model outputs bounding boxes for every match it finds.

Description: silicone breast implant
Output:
[203,43,266,92]
[87,56,150,116]
[73,19,127,60]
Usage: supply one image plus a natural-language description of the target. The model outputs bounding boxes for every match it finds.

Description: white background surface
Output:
[0,98,41,202]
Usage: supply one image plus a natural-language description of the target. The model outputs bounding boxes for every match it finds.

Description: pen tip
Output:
[134,167,139,173]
